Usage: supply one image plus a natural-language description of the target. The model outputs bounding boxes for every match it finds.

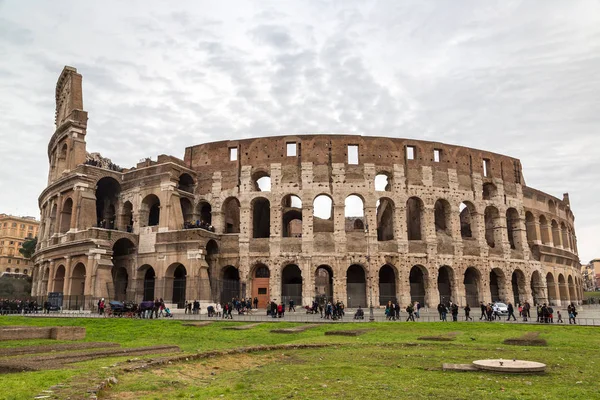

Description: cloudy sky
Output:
[0,1,598,262]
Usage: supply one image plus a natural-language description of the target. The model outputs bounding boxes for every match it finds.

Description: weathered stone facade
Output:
[31,66,584,310]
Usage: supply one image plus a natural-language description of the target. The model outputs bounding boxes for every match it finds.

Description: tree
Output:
[19,237,38,259]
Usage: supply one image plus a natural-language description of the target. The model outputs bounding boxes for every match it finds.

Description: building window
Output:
[406,146,415,160]
[23,269,28,274]
[7,259,11,264]
[286,142,297,157]
[434,149,441,163]
[12,223,16,227]
[348,145,359,164]
[20,224,25,229]
[483,159,490,177]
[229,147,238,161]
[16,260,20,265]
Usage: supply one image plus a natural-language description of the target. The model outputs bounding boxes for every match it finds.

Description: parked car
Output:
[493,302,508,316]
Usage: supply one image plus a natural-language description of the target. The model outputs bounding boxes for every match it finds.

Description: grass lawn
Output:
[1,317,599,399]
[584,291,600,298]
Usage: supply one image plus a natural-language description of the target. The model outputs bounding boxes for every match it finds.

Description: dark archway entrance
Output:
[172,264,187,308]
[512,269,526,305]
[438,266,454,305]
[112,267,128,302]
[490,269,505,303]
[282,264,303,306]
[464,267,480,307]
[315,265,334,304]
[142,267,155,301]
[346,264,366,308]
[378,264,396,305]
[252,264,270,308]
[409,266,427,304]
[221,266,240,304]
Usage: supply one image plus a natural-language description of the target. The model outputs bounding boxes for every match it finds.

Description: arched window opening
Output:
[378,264,396,306]
[49,204,58,235]
[60,198,73,234]
[525,212,536,244]
[546,272,557,305]
[548,200,557,214]
[197,202,212,227]
[374,173,391,191]
[568,275,576,302]
[252,197,271,238]
[539,215,550,244]
[345,195,365,232]
[551,220,560,247]
[96,177,121,229]
[434,199,451,236]
[484,206,500,248]
[178,173,195,193]
[313,195,334,233]
[346,264,366,308]
[460,202,476,239]
[482,183,497,200]
[121,201,133,232]
[560,222,569,251]
[141,194,160,227]
[406,197,424,240]
[253,171,271,192]
[506,208,521,250]
[376,198,394,241]
[223,198,241,233]
[282,264,303,306]
[180,198,193,227]
[282,195,302,237]
[315,265,334,304]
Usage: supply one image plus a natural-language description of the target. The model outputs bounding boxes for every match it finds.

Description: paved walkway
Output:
[8,304,600,326]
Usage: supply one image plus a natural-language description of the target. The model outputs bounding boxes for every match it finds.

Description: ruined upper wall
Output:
[184,135,525,194]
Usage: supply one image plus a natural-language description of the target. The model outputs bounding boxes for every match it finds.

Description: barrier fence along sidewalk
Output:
[2,307,599,326]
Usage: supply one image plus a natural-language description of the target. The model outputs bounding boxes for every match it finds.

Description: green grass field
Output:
[1,317,599,399]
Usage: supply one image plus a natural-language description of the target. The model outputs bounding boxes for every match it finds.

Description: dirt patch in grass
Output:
[503,332,547,346]
[271,324,319,334]
[325,329,369,337]
[0,342,119,357]
[223,323,261,330]
[417,332,459,342]
[181,321,213,328]
[0,345,181,372]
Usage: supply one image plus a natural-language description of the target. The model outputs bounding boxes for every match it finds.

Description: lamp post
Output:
[365,223,375,322]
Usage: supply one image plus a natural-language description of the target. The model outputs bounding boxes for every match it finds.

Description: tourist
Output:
[271,300,278,318]
[414,301,420,318]
[568,303,577,324]
[438,303,447,321]
[386,301,393,320]
[479,302,486,320]
[215,303,222,317]
[556,310,564,323]
[288,299,295,312]
[451,303,459,321]
[158,298,165,317]
[154,298,160,319]
[405,304,415,321]
[354,306,364,320]
[253,297,258,309]
[547,305,554,323]
[464,304,472,320]
[485,304,493,321]
[394,302,400,320]
[98,298,105,316]
[506,301,516,321]
[524,301,531,319]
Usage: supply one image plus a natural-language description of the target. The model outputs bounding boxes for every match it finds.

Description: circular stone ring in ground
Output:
[472,359,546,373]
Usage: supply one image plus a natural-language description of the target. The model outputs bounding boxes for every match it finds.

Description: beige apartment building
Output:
[0,214,39,276]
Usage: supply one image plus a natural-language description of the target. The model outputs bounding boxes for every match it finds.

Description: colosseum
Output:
[31,66,584,310]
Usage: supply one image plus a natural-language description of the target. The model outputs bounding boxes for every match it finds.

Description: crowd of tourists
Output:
[0,299,41,314]
[183,220,215,232]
